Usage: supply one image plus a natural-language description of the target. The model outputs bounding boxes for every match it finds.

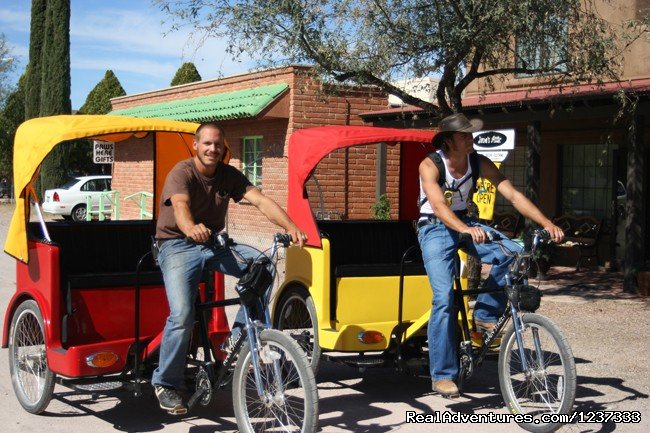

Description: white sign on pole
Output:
[93,140,114,164]
[472,129,515,162]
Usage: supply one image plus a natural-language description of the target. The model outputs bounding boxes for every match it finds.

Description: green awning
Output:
[111,83,289,121]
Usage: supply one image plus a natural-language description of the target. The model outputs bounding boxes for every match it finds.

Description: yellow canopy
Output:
[4,115,230,263]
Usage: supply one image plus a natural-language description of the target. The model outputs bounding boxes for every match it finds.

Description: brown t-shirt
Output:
[155,158,252,239]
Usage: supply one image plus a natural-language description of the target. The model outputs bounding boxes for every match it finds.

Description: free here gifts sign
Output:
[471,129,515,220]
[93,140,114,164]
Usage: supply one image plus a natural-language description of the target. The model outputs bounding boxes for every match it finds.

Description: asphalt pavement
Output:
[0,203,648,433]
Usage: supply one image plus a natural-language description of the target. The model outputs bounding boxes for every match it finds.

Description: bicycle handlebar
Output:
[186,231,293,248]
[273,233,293,247]
[460,228,551,245]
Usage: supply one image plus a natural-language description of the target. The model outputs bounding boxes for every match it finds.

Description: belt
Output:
[417,210,468,229]
[417,216,440,229]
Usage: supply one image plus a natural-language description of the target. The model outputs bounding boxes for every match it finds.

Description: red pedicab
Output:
[2,115,317,433]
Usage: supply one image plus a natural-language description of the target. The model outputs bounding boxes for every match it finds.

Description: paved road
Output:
[0,203,648,432]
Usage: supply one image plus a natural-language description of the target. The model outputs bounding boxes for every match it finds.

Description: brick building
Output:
[109,66,388,243]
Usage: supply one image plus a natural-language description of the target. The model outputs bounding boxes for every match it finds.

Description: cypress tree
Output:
[79,70,126,114]
[0,74,26,179]
[40,0,71,116]
[24,0,46,120]
[39,0,72,192]
[170,62,202,86]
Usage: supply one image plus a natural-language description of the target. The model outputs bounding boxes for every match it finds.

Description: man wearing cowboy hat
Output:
[152,122,308,414]
[418,113,564,398]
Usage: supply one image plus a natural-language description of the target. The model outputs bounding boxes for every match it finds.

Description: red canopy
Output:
[287,126,437,247]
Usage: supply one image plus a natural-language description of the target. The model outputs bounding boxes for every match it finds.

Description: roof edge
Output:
[360,78,650,119]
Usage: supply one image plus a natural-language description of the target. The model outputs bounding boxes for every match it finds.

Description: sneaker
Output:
[154,385,187,415]
[432,379,460,398]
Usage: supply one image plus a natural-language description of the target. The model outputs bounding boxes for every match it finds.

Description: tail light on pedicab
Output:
[357,330,385,344]
[86,351,119,368]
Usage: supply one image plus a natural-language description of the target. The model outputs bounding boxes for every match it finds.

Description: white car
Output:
[42,175,112,221]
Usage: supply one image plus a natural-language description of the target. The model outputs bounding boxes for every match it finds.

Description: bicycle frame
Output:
[454,230,547,379]
[134,234,289,410]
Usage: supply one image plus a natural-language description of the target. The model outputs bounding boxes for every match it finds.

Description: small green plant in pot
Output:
[372,194,391,220]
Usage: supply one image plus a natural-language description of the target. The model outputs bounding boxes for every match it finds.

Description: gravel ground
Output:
[535,295,650,431]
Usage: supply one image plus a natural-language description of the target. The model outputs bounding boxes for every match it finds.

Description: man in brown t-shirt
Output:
[151,122,307,414]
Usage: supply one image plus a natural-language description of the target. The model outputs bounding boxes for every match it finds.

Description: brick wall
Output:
[112,134,154,220]
[306,143,401,220]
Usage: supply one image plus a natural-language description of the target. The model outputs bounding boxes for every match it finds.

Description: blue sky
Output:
[1,0,254,109]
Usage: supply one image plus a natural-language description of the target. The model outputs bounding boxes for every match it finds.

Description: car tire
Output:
[71,204,87,222]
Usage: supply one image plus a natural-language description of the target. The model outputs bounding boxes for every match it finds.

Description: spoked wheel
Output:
[8,300,56,414]
[273,286,321,375]
[232,329,318,433]
[498,313,576,433]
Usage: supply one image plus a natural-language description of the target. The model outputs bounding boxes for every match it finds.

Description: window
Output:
[495,146,526,213]
[515,16,568,76]
[80,178,110,192]
[242,136,263,187]
[81,179,101,192]
[561,144,613,219]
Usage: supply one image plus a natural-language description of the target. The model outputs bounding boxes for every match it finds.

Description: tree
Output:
[79,70,126,114]
[38,0,72,193]
[0,74,25,180]
[24,0,47,120]
[170,62,202,86]
[154,0,645,116]
[72,70,126,175]
[1,33,15,106]
[39,0,71,116]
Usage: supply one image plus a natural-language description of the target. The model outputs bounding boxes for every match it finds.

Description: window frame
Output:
[242,135,263,187]
[560,143,614,219]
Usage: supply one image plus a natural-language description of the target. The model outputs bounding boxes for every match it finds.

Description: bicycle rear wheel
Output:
[232,329,318,433]
[498,313,576,433]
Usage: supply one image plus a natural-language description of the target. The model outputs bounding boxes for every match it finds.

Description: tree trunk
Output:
[624,110,644,293]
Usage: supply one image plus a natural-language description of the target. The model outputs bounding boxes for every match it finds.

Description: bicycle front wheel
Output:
[498,313,576,433]
[232,329,318,433]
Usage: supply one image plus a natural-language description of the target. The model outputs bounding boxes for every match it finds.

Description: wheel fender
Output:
[271,280,311,323]
[2,290,49,348]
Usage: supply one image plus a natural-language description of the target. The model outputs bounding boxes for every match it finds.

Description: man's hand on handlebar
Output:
[186,223,212,243]
[462,226,487,244]
[542,223,565,243]
[285,224,308,247]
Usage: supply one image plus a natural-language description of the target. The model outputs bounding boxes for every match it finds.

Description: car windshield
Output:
[59,178,81,190]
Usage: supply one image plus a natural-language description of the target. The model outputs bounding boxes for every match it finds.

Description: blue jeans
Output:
[151,238,256,389]
[417,217,522,382]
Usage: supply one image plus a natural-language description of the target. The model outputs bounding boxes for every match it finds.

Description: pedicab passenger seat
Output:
[317,220,425,278]
[32,220,163,289]
[318,220,425,321]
